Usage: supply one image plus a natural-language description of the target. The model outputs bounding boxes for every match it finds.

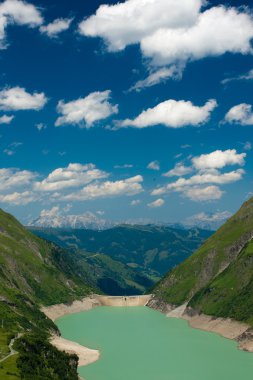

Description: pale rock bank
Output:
[41,294,152,374]
[41,295,100,322]
[50,335,99,366]
[148,298,253,353]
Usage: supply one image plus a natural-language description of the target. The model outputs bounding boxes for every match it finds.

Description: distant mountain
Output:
[31,210,114,230]
[30,224,212,277]
[152,197,253,327]
[30,207,223,232]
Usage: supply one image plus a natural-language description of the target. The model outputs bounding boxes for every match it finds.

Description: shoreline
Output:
[147,298,253,353]
[42,295,101,379]
[41,294,152,378]
[41,295,101,322]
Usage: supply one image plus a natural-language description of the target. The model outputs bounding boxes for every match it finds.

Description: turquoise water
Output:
[56,307,253,380]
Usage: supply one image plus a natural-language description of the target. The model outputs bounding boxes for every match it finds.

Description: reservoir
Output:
[56,306,253,380]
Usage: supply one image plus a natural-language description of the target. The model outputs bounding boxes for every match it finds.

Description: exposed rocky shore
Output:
[148,297,253,353]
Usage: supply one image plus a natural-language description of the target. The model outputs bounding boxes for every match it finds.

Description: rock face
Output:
[152,197,253,328]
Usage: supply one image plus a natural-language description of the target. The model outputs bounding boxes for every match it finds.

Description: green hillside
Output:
[0,209,94,379]
[153,197,253,326]
[31,225,211,277]
[73,250,155,295]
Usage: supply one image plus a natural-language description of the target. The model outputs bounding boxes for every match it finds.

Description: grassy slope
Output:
[153,197,253,326]
[79,252,155,295]
[0,209,94,378]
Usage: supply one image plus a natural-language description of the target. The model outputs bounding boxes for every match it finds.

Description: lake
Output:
[56,306,253,380]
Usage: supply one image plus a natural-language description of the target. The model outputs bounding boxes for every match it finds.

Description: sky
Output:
[0,0,253,227]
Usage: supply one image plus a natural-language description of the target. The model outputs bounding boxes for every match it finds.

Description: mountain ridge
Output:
[152,197,253,328]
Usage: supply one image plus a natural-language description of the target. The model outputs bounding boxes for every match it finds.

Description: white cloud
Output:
[185,210,232,225]
[151,149,245,203]
[184,185,224,201]
[192,149,246,169]
[163,163,192,177]
[34,163,109,192]
[40,18,72,37]
[0,87,47,111]
[0,190,37,205]
[153,169,244,196]
[55,90,118,127]
[119,99,217,129]
[0,168,36,190]
[148,198,165,208]
[114,164,133,169]
[36,123,46,131]
[225,104,253,126]
[131,199,141,206]
[0,0,43,48]
[61,175,144,201]
[222,68,253,85]
[141,6,253,66]
[147,160,160,171]
[0,114,14,124]
[79,0,201,51]
[129,65,183,92]
[79,2,253,73]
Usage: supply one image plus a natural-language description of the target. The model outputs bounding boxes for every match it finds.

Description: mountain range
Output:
[30,224,212,277]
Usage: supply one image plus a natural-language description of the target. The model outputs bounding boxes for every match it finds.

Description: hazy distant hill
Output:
[30,224,212,277]
[153,197,253,327]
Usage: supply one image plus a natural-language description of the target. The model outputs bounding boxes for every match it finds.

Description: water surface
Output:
[56,306,253,380]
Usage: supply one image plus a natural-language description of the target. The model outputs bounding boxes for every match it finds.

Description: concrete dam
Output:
[96,295,152,307]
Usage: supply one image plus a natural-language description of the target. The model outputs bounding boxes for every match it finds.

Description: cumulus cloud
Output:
[34,163,108,192]
[152,169,244,196]
[225,104,253,126]
[0,114,14,124]
[129,66,183,92]
[0,0,43,48]
[55,90,118,127]
[40,18,73,37]
[79,1,253,74]
[79,0,201,52]
[119,99,217,129]
[0,87,47,111]
[192,149,246,169]
[61,175,144,201]
[184,185,224,201]
[0,190,37,205]
[163,163,192,177]
[0,164,144,206]
[147,161,160,171]
[185,210,232,226]
[141,7,253,66]
[148,198,165,208]
[0,168,36,190]
[151,148,246,202]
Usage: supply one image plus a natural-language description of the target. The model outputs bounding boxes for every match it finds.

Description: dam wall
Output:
[96,295,152,307]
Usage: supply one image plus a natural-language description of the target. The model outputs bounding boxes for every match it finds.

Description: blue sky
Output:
[0,0,253,227]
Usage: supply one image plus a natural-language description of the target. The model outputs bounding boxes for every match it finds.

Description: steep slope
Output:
[0,209,94,379]
[30,224,212,277]
[73,251,155,295]
[153,197,253,326]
